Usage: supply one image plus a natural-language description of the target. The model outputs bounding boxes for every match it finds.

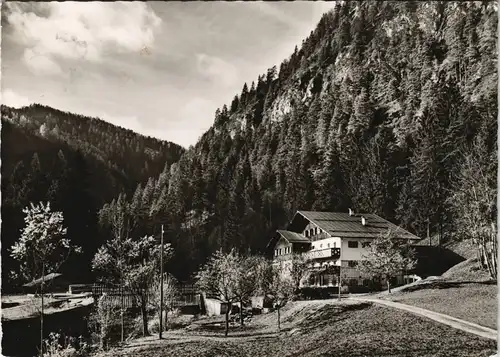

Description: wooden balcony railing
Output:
[303,248,341,261]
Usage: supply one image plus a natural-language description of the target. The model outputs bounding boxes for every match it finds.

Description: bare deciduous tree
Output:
[93,236,173,337]
[151,273,180,331]
[449,140,497,279]
[233,255,270,326]
[290,253,309,296]
[196,249,240,336]
[97,194,129,344]
[358,229,416,293]
[10,202,81,356]
[266,261,294,332]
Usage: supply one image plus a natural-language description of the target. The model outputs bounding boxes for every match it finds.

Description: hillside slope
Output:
[97,300,497,357]
[1,105,185,290]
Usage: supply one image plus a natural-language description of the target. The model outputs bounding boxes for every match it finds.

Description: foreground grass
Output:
[382,280,497,329]
[379,258,496,329]
[97,301,496,357]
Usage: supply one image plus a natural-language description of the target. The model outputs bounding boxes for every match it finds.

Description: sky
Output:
[2,1,336,148]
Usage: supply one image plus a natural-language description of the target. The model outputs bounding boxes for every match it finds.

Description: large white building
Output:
[268,210,421,291]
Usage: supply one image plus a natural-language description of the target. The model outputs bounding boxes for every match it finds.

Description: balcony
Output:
[274,253,292,262]
[303,248,341,261]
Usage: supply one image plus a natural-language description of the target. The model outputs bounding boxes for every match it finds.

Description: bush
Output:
[88,294,122,351]
[42,333,91,357]
[128,315,145,340]
[148,317,161,334]
[128,307,157,339]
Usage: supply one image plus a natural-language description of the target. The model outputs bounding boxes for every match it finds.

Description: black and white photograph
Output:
[1,1,498,356]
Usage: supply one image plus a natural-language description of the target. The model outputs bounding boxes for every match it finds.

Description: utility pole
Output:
[159,224,164,339]
[338,265,341,300]
[427,218,430,246]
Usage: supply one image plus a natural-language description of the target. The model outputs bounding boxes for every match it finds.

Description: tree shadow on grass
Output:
[191,322,262,332]
[401,279,496,293]
[297,303,371,331]
[190,331,279,339]
[119,335,192,350]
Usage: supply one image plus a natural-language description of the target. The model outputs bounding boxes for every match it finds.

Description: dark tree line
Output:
[2,104,184,182]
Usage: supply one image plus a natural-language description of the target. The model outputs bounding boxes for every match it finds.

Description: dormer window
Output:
[305,230,309,237]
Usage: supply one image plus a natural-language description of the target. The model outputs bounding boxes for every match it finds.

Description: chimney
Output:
[361,216,367,226]
[348,208,354,216]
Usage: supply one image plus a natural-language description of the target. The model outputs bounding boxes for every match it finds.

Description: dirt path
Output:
[348,296,497,340]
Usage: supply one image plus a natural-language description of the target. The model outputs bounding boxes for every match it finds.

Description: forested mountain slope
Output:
[1,105,185,290]
[3,1,496,285]
[103,1,497,280]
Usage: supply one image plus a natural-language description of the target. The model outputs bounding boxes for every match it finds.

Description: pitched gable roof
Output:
[294,211,420,240]
[276,230,311,244]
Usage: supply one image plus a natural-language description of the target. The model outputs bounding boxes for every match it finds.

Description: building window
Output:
[348,241,358,248]
[310,228,314,236]
[320,244,323,248]
[347,261,358,268]
[327,243,330,248]
[315,227,318,235]
[333,242,337,248]
[349,279,358,286]
[305,230,309,237]
[362,242,371,248]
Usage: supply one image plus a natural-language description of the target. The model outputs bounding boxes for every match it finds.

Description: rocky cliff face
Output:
[107,1,498,279]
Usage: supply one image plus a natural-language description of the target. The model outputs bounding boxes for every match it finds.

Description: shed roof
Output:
[276,230,311,244]
[23,273,63,288]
